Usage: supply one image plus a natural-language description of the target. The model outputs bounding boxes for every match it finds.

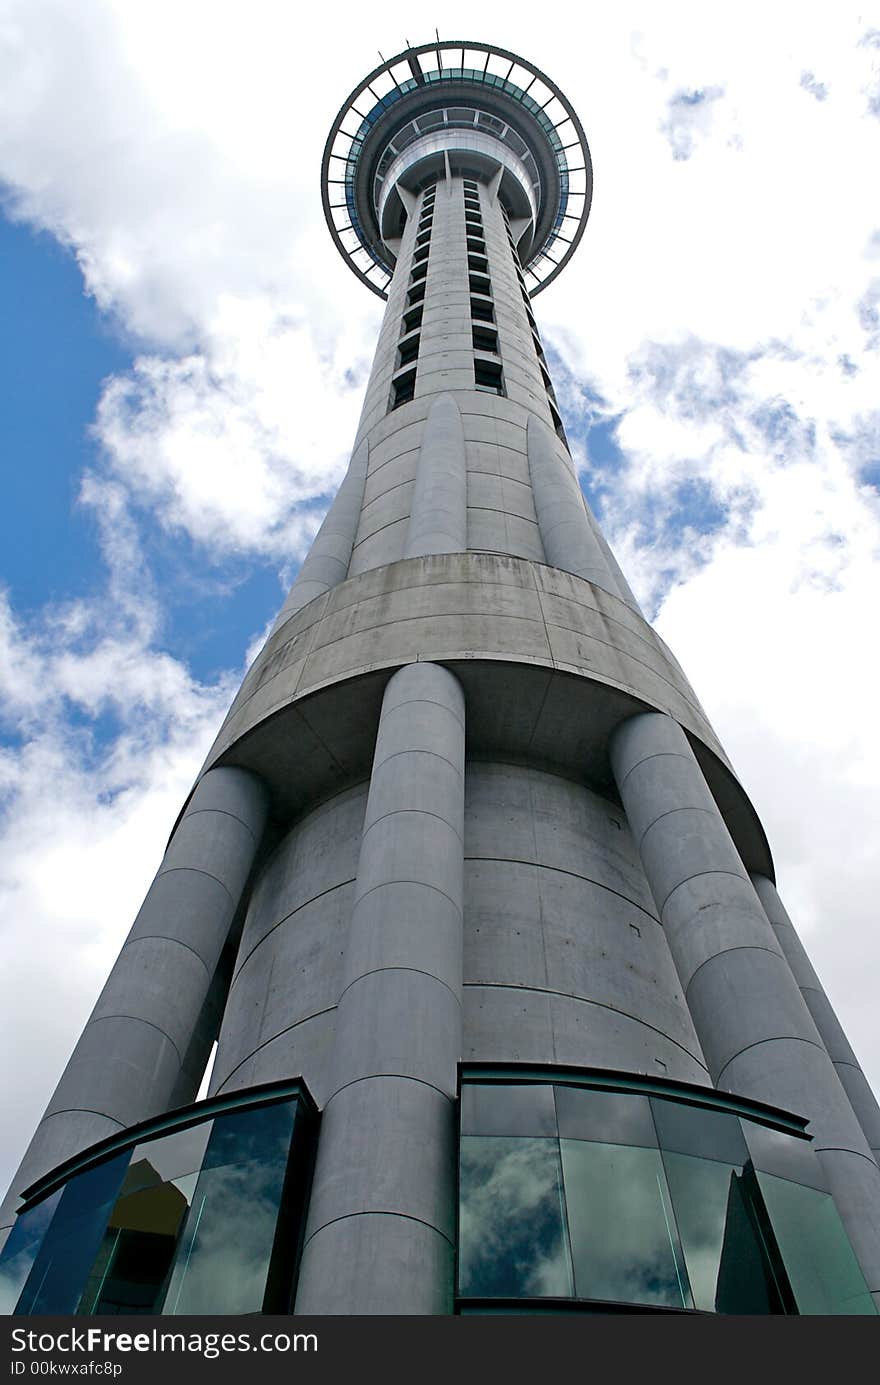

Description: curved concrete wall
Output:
[462,762,709,1085]
[1,766,268,1237]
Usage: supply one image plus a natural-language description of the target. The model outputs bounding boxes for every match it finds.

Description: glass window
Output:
[472,326,499,356]
[390,368,417,409]
[2,1093,311,1317]
[474,360,504,395]
[650,1098,748,1165]
[459,1137,572,1298]
[471,298,494,324]
[560,1140,692,1309]
[161,1103,297,1315]
[0,1189,62,1315]
[744,1122,827,1190]
[756,1172,875,1314]
[661,1153,785,1313]
[461,1083,556,1137]
[556,1086,656,1149]
[397,334,420,369]
[15,1153,130,1315]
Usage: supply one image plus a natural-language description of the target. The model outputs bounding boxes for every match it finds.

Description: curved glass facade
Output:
[0,1082,315,1317]
[458,1072,876,1315]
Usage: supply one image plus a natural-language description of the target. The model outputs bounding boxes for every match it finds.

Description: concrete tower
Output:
[2,41,879,1318]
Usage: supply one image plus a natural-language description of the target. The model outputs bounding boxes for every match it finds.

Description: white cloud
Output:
[1,0,879,1207]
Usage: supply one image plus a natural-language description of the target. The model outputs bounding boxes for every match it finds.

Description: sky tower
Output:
[1,40,879,1317]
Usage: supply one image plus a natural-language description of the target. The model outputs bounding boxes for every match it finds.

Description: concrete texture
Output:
[752,871,880,1164]
[0,766,267,1236]
[294,661,464,1313]
[611,712,880,1298]
[5,134,878,1319]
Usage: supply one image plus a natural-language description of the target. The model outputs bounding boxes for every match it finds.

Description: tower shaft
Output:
[2,45,879,1317]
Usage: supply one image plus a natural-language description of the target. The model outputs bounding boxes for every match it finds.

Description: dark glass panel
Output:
[662,1153,784,1313]
[555,1087,656,1149]
[15,1153,130,1314]
[651,1098,748,1165]
[756,1172,876,1314]
[459,1136,572,1298]
[560,1139,692,1309]
[460,1083,557,1137]
[161,1101,297,1315]
[0,1189,62,1314]
[744,1123,825,1190]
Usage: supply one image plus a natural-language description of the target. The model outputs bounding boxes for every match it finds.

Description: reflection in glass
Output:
[15,1154,130,1315]
[163,1103,297,1315]
[560,1140,692,1309]
[556,1087,655,1148]
[461,1084,556,1137]
[459,1137,572,1298]
[0,1190,61,1315]
[756,1172,876,1315]
[2,1094,307,1317]
[662,1153,783,1313]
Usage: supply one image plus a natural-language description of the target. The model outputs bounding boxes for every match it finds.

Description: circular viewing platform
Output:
[321,40,592,298]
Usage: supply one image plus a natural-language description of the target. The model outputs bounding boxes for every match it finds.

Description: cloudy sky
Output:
[1,0,878,1198]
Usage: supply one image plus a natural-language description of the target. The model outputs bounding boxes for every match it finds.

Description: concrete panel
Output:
[611,710,880,1291]
[0,766,267,1228]
[306,1076,455,1238]
[295,1213,453,1315]
[405,393,467,556]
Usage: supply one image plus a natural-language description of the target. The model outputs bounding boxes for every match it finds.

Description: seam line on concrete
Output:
[180,806,259,843]
[464,983,708,1070]
[85,1014,184,1066]
[617,748,689,793]
[231,879,357,984]
[354,877,462,915]
[359,477,415,516]
[381,693,466,730]
[371,747,463,781]
[464,855,660,925]
[123,935,211,975]
[547,637,710,725]
[715,1034,827,1085]
[38,1108,127,1128]
[362,805,464,845]
[351,514,411,554]
[155,865,235,906]
[213,1006,337,1092]
[325,1071,453,1109]
[660,869,751,918]
[302,1209,455,1252]
[685,945,786,996]
[337,966,462,1011]
[813,1146,880,1166]
[523,670,554,761]
[636,804,719,852]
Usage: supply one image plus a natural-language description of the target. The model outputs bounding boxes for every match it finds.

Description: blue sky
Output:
[1,1,879,1206]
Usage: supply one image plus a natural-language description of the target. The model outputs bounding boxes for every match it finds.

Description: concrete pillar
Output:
[751,871,880,1165]
[404,394,467,557]
[0,766,268,1239]
[527,414,621,599]
[610,711,880,1305]
[295,662,465,1314]
[270,437,369,637]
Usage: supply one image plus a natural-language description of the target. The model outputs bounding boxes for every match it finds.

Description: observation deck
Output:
[321,40,592,297]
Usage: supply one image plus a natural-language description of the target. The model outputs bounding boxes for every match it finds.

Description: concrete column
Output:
[610,711,880,1305]
[295,662,465,1314]
[404,394,467,557]
[751,871,880,1165]
[0,766,268,1239]
[527,414,621,600]
[270,437,369,637]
